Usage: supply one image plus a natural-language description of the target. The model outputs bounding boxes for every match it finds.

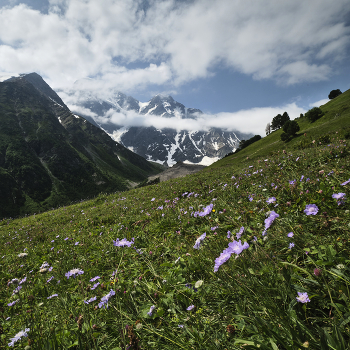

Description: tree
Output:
[271,111,290,130]
[283,120,300,136]
[265,122,271,135]
[305,107,324,122]
[328,89,342,99]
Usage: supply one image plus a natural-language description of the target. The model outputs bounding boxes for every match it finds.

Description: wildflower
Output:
[40,262,50,269]
[98,289,115,309]
[313,268,321,276]
[90,276,100,282]
[332,193,346,205]
[304,204,319,216]
[47,294,58,299]
[296,292,310,303]
[341,179,350,186]
[287,232,294,238]
[262,210,279,235]
[84,296,97,304]
[175,257,181,263]
[7,299,19,307]
[147,305,156,316]
[198,203,213,217]
[151,198,155,201]
[236,227,244,240]
[336,264,345,270]
[46,276,54,283]
[65,268,84,279]
[187,305,195,311]
[113,238,134,247]
[8,328,30,347]
[266,197,276,204]
[18,252,28,258]
[178,324,184,328]
[91,282,100,290]
[193,232,206,249]
[289,243,295,249]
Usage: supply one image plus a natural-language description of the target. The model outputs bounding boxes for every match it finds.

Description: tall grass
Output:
[1,93,350,349]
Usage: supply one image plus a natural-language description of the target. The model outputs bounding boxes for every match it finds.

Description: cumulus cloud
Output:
[0,0,349,94]
[309,99,330,108]
[82,102,306,137]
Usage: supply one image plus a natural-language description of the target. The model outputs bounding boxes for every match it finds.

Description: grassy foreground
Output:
[1,98,350,349]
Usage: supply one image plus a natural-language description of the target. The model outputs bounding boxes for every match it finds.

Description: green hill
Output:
[0,88,349,349]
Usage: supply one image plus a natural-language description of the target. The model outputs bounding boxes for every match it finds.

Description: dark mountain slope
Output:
[0,75,162,218]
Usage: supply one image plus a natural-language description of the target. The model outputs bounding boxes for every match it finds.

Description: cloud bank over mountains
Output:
[0,0,349,92]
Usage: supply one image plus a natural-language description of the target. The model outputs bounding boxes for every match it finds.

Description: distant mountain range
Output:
[66,89,253,166]
[0,73,163,218]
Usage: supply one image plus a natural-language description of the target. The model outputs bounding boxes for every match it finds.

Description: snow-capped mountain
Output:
[66,91,253,166]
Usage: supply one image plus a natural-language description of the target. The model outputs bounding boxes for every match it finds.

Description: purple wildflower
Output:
[84,296,97,304]
[266,197,276,204]
[75,242,79,246]
[341,179,350,186]
[113,238,134,247]
[47,276,54,283]
[147,305,156,316]
[8,299,19,307]
[289,243,295,249]
[98,289,115,309]
[65,268,84,279]
[287,232,294,238]
[214,240,249,272]
[296,292,310,303]
[8,328,30,347]
[236,227,244,240]
[187,305,195,311]
[304,204,319,216]
[91,282,100,290]
[262,211,279,235]
[90,276,100,282]
[227,230,231,238]
[198,203,213,217]
[47,294,58,299]
[313,268,321,276]
[193,232,206,249]
[332,193,346,205]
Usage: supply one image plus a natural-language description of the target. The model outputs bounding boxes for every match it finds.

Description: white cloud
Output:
[83,102,306,137]
[309,99,330,108]
[0,0,349,94]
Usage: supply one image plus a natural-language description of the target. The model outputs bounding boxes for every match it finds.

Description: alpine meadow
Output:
[1,89,350,349]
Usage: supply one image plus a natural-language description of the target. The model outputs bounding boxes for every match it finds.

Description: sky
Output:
[0,0,350,136]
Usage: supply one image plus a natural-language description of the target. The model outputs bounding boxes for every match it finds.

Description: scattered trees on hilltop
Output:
[265,122,271,135]
[328,89,342,99]
[271,112,290,131]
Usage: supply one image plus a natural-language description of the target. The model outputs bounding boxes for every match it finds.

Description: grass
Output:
[1,92,350,349]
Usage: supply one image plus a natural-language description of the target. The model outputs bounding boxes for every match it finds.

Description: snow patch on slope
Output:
[184,156,220,166]
[110,127,129,144]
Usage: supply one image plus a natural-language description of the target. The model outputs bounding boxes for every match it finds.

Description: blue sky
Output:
[0,0,349,135]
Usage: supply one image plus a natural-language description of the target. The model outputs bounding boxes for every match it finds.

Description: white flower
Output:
[336,264,345,270]
[18,253,28,258]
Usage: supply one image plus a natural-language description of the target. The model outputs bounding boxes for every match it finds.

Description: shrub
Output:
[305,107,324,122]
[328,89,342,99]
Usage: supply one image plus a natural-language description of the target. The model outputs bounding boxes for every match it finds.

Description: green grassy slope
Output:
[0,89,349,349]
[210,89,350,172]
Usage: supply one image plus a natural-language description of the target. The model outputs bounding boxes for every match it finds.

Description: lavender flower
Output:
[193,232,206,249]
[8,328,30,347]
[147,305,156,316]
[341,178,350,186]
[91,282,100,290]
[84,296,97,304]
[289,243,295,249]
[214,240,249,272]
[198,203,213,217]
[186,305,195,311]
[332,193,346,205]
[227,230,231,239]
[47,294,58,299]
[304,204,319,216]
[47,276,54,283]
[262,211,279,235]
[287,232,294,238]
[98,289,115,309]
[8,299,19,307]
[113,238,134,247]
[236,227,244,239]
[296,292,310,303]
[90,276,100,282]
[266,197,276,204]
[65,268,84,279]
